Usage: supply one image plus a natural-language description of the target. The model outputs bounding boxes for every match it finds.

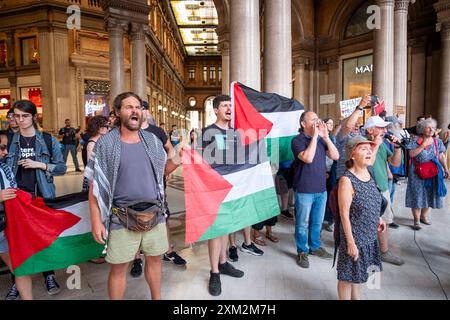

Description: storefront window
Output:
[84,80,110,121]
[20,36,39,66]
[342,54,373,100]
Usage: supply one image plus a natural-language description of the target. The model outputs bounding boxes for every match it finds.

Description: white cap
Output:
[362,116,391,130]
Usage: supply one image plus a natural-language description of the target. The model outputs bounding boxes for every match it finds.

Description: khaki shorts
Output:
[381,190,394,224]
[106,222,169,265]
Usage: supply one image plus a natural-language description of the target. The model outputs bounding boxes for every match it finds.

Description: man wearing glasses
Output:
[58,118,81,172]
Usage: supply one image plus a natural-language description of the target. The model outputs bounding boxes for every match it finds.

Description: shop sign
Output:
[355,64,373,74]
[320,94,336,105]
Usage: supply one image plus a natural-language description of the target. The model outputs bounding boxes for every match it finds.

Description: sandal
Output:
[419,218,431,225]
[252,231,267,246]
[413,221,422,231]
[265,232,279,243]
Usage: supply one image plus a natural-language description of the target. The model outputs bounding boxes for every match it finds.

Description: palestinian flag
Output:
[231,82,304,163]
[182,136,279,244]
[5,190,104,277]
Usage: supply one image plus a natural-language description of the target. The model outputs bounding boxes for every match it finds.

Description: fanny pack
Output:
[414,138,439,180]
[112,200,163,232]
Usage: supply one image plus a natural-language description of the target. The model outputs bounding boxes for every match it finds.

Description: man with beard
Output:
[85,92,175,299]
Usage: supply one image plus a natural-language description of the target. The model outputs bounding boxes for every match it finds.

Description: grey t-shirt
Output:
[111,141,162,229]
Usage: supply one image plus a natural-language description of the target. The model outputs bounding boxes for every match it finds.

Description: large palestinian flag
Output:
[5,190,104,276]
[182,134,279,244]
[231,82,304,163]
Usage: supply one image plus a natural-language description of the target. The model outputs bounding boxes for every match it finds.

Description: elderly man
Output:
[291,111,339,268]
[363,116,405,266]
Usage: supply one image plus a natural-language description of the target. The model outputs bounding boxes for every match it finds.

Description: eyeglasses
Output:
[0,144,7,151]
[13,114,32,120]
[101,125,110,129]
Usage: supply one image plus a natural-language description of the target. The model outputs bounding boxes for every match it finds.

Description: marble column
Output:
[434,0,450,127]
[373,0,395,115]
[230,0,261,90]
[394,0,410,113]
[263,0,292,97]
[107,18,127,106]
[130,23,147,102]
[218,36,230,95]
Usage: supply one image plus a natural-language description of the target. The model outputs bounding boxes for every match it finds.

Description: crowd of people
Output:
[0,92,449,301]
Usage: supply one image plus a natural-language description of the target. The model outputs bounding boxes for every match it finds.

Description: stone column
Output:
[130,23,147,102]
[5,31,15,68]
[434,1,450,127]
[373,0,395,115]
[107,18,127,106]
[218,35,230,94]
[263,0,291,97]
[230,0,261,90]
[394,0,410,113]
[8,75,17,104]
[293,58,308,106]
[408,38,426,125]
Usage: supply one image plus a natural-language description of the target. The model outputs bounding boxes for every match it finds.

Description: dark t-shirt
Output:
[201,124,239,166]
[59,127,77,145]
[16,135,38,195]
[291,132,328,194]
[145,125,168,146]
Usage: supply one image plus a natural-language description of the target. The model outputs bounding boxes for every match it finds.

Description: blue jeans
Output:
[63,144,80,170]
[388,179,396,204]
[294,192,327,254]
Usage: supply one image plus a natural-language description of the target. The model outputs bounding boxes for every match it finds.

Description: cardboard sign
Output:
[340,98,362,118]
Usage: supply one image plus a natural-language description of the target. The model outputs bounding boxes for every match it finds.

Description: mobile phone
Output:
[370,95,378,105]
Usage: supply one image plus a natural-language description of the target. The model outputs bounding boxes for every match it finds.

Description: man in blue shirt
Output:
[291,111,339,268]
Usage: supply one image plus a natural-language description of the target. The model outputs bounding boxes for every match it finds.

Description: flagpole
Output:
[230,81,236,129]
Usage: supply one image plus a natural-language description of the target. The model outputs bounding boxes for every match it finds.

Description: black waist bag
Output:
[112,200,163,232]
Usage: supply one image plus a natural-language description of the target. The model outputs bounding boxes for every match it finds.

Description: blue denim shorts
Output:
[0,231,8,254]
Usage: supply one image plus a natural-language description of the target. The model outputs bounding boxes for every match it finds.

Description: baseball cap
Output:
[345,135,376,161]
[362,116,391,130]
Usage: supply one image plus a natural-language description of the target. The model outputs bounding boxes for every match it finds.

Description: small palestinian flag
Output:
[182,137,279,244]
[231,82,304,163]
[5,190,104,277]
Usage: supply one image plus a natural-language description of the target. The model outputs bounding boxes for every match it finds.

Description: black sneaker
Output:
[218,262,244,278]
[5,284,20,300]
[45,275,61,295]
[280,209,294,220]
[163,252,187,266]
[240,242,264,256]
[130,258,143,277]
[228,246,239,262]
[389,222,400,229]
[209,271,221,296]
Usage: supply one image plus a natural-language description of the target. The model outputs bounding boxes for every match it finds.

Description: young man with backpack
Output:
[4,99,67,299]
[59,118,81,172]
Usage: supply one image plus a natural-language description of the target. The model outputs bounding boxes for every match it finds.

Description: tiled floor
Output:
[1,170,449,300]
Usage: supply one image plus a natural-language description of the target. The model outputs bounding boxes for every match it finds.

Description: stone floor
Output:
[0,156,449,300]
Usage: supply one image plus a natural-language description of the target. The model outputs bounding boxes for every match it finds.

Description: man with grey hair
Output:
[363,116,404,266]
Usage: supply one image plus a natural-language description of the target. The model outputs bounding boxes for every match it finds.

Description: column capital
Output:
[130,22,146,41]
[440,21,450,40]
[218,40,230,54]
[293,57,311,67]
[106,18,129,35]
[394,0,410,12]
[8,76,17,86]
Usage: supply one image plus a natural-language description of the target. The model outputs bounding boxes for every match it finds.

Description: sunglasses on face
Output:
[0,144,7,151]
